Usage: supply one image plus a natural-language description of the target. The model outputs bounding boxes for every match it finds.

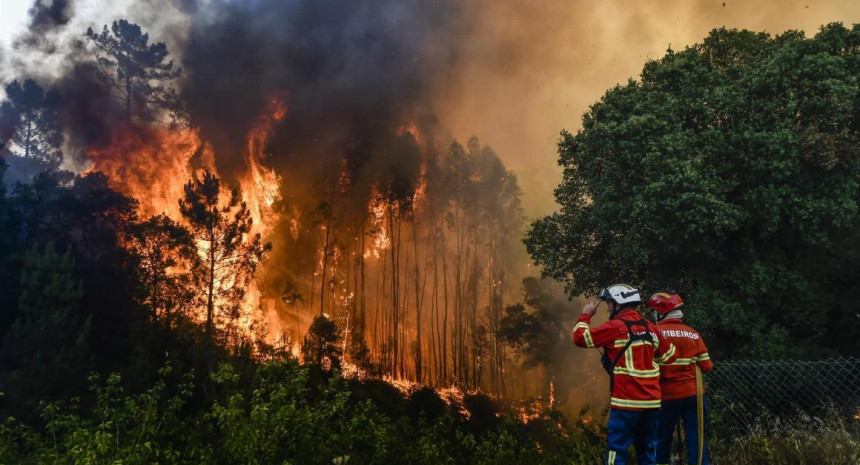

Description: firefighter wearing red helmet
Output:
[572,284,678,465]
[647,291,713,465]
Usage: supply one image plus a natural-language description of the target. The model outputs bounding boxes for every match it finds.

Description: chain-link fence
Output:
[706,357,860,434]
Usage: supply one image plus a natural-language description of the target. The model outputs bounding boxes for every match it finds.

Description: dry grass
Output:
[709,412,860,465]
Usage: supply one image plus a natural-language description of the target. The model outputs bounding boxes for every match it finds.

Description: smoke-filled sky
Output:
[2,0,860,216]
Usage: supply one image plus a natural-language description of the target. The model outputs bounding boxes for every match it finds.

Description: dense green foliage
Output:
[3,243,90,417]
[0,358,605,464]
[526,24,860,358]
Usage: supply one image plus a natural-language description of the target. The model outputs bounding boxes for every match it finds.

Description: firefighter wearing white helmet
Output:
[598,284,643,316]
[572,284,677,465]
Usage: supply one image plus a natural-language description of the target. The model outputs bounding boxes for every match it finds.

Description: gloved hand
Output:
[582,300,600,316]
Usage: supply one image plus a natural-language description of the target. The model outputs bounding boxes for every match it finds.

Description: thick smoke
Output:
[28,0,75,33]
[177,0,480,327]
[180,0,469,177]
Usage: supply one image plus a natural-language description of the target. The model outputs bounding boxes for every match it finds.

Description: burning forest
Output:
[5,1,860,463]
[0,0,583,406]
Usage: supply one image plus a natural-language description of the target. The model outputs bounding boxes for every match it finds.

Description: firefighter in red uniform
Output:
[647,291,713,465]
[573,284,678,465]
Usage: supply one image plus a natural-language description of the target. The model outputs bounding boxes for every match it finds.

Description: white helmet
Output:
[597,284,642,308]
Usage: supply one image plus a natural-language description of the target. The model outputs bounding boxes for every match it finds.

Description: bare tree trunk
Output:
[388,205,398,376]
[125,58,132,122]
[410,213,423,383]
[429,215,439,384]
[453,203,462,383]
[471,231,479,389]
[25,119,32,158]
[441,221,450,384]
[430,216,440,385]
[205,227,217,366]
[319,214,332,318]
[359,220,366,337]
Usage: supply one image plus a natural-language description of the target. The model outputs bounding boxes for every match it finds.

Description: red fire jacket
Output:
[573,309,678,410]
[656,318,713,400]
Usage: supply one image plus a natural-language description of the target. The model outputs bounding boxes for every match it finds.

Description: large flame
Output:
[241,96,285,238]
[85,125,215,218]
[87,98,288,347]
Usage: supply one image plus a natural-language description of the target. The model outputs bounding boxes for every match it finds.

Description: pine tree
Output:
[302,314,342,369]
[179,170,268,351]
[2,242,91,411]
[3,79,63,169]
[86,19,182,123]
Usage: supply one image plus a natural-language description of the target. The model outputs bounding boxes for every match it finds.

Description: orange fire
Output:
[87,97,288,348]
[241,96,285,238]
[364,193,391,259]
[85,125,215,218]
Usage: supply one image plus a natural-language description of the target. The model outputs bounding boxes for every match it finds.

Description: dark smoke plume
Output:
[180,0,469,177]
[28,0,75,33]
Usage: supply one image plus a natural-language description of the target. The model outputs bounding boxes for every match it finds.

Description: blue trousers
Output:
[606,407,659,465]
[656,395,709,465]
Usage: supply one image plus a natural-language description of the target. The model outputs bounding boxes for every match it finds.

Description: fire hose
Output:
[674,365,705,465]
[695,364,704,465]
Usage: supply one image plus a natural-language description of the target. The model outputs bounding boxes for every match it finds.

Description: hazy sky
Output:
[0,1,32,45]
[2,0,860,215]
[437,0,860,215]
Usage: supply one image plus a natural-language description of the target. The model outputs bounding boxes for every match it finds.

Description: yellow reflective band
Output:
[608,450,616,464]
[574,322,595,348]
[669,357,693,366]
[584,330,594,348]
[697,353,711,361]
[613,339,654,348]
[625,344,634,371]
[613,366,660,378]
[655,344,676,364]
[610,397,661,408]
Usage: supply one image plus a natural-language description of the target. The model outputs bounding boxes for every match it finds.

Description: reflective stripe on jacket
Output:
[573,309,678,410]
[656,318,713,400]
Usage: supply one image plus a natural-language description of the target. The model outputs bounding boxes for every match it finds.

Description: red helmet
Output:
[646,291,684,314]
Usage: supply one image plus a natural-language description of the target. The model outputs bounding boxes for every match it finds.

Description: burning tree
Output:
[1,10,535,397]
[125,214,200,331]
[179,170,269,350]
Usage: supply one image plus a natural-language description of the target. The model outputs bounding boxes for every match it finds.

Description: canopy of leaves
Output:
[526,24,860,358]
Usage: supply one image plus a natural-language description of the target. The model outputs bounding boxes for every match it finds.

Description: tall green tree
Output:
[179,170,268,351]
[1,242,90,412]
[526,24,860,358]
[86,19,182,123]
